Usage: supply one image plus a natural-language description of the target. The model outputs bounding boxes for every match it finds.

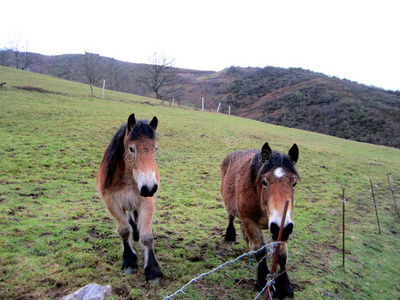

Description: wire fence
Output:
[163,243,280,300]
[163,174,398,299]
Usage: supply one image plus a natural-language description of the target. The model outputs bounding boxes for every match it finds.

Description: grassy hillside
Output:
[4,51,399,147]
[1,66,399,299]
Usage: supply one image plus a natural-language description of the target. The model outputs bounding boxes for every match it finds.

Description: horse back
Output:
[221,149,258,216]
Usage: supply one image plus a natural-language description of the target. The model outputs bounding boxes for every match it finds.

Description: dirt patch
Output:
[39,232,53,238]
[87,226,109,239]
[323,243,342,253]
[15,86,54,93]
[7,206,26,215]
[113,286,132,299]
[68,225,80,232]
[18,191,44,199]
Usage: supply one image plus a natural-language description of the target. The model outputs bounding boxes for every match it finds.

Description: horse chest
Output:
[238,200,269,227]
[113,187,142,211]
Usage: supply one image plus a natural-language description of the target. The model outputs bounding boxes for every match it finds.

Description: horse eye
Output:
[261,179,268,188]
[129,146,135,153]
[292,181,298,188]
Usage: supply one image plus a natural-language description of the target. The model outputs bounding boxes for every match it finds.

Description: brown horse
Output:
[221,142,299,299]
[96,113,163,285]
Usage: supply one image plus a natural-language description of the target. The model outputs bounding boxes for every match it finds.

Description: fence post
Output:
[342,188,346,267]
[217,102,221,112]
[369,179,381,234]
[387,173,397,211]
[101,79,105,99]
[202,97,204,111]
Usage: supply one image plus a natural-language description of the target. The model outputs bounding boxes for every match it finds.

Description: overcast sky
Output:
[1,0,399,91]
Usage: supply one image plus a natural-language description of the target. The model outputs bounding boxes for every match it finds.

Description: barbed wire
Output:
[163,242,280,300]
[164,175,397,300]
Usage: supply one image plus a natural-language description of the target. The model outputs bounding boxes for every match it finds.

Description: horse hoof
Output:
[224,236,236,242]
[123,266,138,275]
[148,277,163,286]
[273,286,294,300]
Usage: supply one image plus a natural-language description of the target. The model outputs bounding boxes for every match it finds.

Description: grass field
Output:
[1,66,399,299]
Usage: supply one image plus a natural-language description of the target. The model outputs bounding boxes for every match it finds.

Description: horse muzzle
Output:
[140,183,158,197]
[136,172,158,197]
[269,222,294,241]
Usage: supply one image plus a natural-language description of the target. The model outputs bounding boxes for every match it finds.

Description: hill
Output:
[1,66,399,299]
[181,66,400,148]
[2,51,399,148]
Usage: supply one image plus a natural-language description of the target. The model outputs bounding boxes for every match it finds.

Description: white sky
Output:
[1,0,399,91]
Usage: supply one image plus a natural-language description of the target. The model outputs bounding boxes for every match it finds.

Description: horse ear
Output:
[149,116,158,131]
[288,143,299,163]
[126,113,136,135]
[261,142,272,163]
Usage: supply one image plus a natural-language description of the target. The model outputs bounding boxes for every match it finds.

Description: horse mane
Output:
[101,120,157,190]
[250,151,298,183]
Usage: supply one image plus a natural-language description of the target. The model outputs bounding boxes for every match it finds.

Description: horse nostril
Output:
[269,222,280,240]
[269,222,294,241]
[152,184,158,194]
[140,184,158,197]
[285,223,294,236]
[281,223,294,241]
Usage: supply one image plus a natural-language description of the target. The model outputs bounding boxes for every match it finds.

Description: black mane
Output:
[102,120,157,189]
[250,151,298,183]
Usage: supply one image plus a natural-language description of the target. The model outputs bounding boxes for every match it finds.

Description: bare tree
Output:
[10,35,24,69]
[0,48,10,66]
[107,58,127,92]
[21,41,33,71]
[10,36,23,69]
[9,35,33,70]
[192,78,212,108]
[82,51,100,96]
[139,52,176,100]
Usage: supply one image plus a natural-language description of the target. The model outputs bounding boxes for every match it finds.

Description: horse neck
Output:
[245,156,262,197]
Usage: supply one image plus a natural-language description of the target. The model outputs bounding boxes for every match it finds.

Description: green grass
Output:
[1,66,399,299]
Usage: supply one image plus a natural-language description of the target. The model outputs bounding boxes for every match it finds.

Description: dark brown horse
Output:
[221,142,299,299]
[96,113,163,285]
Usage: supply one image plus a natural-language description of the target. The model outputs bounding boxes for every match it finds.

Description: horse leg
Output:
[137,199,163,285]
[242,218,269,290]
[107,205,138,274]
[129,211,139,242]
[225,214,236,242]
[240,223,250,250]
[273,242,294,299]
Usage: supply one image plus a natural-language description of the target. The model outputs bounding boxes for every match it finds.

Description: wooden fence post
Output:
[369,179,381,234]
[387,174,397,211]
[101,80,105,99]
[342,188,346,267]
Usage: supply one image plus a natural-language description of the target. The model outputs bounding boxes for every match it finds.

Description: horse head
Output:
[257,142,299,241]
[124,113,159,197]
